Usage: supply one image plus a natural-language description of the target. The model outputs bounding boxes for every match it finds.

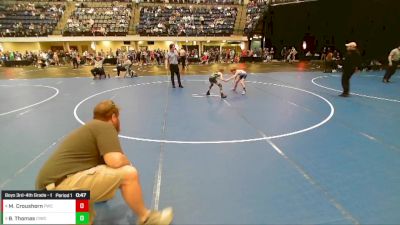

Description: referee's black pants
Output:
[341,69,355,95]
[169,64,182,87]
[383,61,399,81]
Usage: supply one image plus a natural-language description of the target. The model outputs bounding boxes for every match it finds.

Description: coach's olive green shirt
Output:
[35,120,122,190]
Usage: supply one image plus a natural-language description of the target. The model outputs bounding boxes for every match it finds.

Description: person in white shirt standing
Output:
[167,44,183,88]
[383,45,400,83]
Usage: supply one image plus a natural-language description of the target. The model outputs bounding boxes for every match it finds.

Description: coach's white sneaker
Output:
[138,207,173,225]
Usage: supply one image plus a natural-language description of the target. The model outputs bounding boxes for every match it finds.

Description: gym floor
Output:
[0,62,399,224]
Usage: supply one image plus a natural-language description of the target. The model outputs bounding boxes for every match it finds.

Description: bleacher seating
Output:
[79,0,132,2]
[270,0,298,5]
[14,0,131,2]
[141,0,239,4]
[137,5,237,36]
[0,1,246,37]
[244,0,268,35]
[63,2,132,36]
[0,2,65,37]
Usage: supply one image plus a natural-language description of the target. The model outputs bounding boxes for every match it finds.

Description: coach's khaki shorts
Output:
[46,165,133,224]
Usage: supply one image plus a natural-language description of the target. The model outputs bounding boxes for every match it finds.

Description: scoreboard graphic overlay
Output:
[1,191,90,224]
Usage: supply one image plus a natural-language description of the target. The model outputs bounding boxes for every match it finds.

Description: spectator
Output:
[287,47,297,63]
[71,50,79,69]
[36,100,174,225]
[324,49,333,73]
[280,47,287,61]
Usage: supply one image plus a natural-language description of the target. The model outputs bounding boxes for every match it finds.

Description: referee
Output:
[339,42,361,97]
[167,44,183,88]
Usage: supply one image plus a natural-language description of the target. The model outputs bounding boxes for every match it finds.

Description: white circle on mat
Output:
[0,84,59,116]
[312,75,400,103]
[74,80,334,144]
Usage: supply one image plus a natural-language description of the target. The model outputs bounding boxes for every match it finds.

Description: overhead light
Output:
[102,41,111,47]
[222,40,226,43]
[207,40,210,43]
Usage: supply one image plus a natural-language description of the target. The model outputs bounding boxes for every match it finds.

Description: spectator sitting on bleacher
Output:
[63,3,130,37]
[368,59,382,71]
[0,2,65,37]
[244,0,267,35]
[138,5,237,36]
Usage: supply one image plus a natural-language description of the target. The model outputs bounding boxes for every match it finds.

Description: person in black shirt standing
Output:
[339,42,361,97]
[167,44,183,88]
